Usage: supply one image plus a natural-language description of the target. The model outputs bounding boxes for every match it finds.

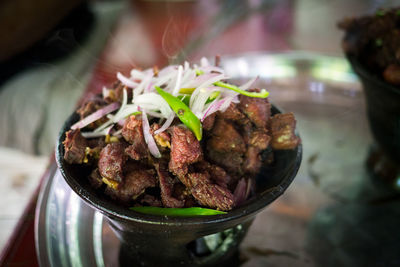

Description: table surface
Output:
[0,0,399,266]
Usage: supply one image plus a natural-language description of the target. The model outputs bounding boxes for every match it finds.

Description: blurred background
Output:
[0,0,398,258]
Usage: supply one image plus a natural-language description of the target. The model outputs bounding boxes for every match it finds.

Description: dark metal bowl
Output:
[56,106,302,266]
[346,55,400,162]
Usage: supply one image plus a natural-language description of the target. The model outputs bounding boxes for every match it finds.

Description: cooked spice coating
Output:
[194,161,231,188]
[88,168,103,189]
[63,129,87,164]
[118,169,157,202]
[338,7,400,86]
[154,161,185,208]
[122,115,148,160]
[207,118,246,153]
[269,113,300,150]
[168,125,203,177]
[239,95,271,128]
[189,172,234,211]
[98,143,127,182]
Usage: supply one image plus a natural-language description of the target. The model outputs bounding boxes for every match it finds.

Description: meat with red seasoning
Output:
[63,129,87,164]
[239,94,271,128]
[122,115,148,160]
[168,125,203,177]
[154,161,184,208]
[188,172,235,211]
[269,113,300,150]
[98,143,127,182]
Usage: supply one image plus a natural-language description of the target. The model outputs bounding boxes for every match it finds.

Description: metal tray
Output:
[36,52,398,267]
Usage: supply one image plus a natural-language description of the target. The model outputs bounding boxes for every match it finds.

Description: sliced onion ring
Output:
[141,109,161,158]
[154,113,175,134]
[117,72,139,88]
[71,102,120,130]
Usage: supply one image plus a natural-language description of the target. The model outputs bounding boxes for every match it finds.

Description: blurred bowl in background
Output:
[346,54,400,188]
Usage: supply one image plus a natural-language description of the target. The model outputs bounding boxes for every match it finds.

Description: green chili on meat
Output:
[130,206,227,216]
[213,81,269,98]
[179,87,196,94]
[155,86,203,141]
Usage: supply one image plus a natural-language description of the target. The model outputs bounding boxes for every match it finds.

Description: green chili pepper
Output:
[130,206,227,216]
[177,95,190,106]
[205,91,221,104]
[179,87,196,94]
[213,81,269,98]
[376,9,385,16]
[195,69,204,76]
[155,86,202,141]
[129,111,142,116]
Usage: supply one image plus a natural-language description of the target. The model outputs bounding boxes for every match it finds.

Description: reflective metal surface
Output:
[36,52,397,267]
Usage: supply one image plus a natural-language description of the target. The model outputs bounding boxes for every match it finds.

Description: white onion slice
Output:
[102,86,113,99]
[191,89,217,118]
[117,72,138,88]
[145,110,164,118]
[117,119,126,126]
[239,76,259,91]
[184,61,189,71]
[71,102,120,130]
[157,65,176,77]
[81,125,113,138]
[112,88,128,123]
[220,96,236,112]
[112,104,139,122]
[233,178,247,206]
[201,99,225,121]
[154,69,177,88]
[190,74,226,108]
[135,93,172,118]
[145,81,154,92]
[130,69,146,80]
[187,73,220,88]
[112,129,123,137]
[141,109,161,158]
[154,113,175,134]
[172,65,183,96]
[133,73,152,100]
[200,57,210,67]
[231,95,240,103]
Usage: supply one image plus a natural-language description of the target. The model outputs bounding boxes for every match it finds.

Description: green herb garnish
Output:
[376,9,385,16]
[195,69,204,76]
[130,206,227,216]
[156,86,202,141]
[213,81,269,98]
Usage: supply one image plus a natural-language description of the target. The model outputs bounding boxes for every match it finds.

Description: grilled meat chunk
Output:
[154,161,184,208]
[122,115,148,160]
[63,129,87,164]
[269,113,300,150]
[239,94,271,128]
[98,143,127,182]
[207,118,246,153]
[188,172,234,211]
[169,125,202,177]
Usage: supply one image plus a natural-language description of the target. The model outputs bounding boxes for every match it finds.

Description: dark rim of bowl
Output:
[56,108,302,226]
[346,53,400,95]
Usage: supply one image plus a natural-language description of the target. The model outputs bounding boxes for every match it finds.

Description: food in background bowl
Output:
[62,57,300,214]
[338,7,400,87]
[339,8,400,186]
